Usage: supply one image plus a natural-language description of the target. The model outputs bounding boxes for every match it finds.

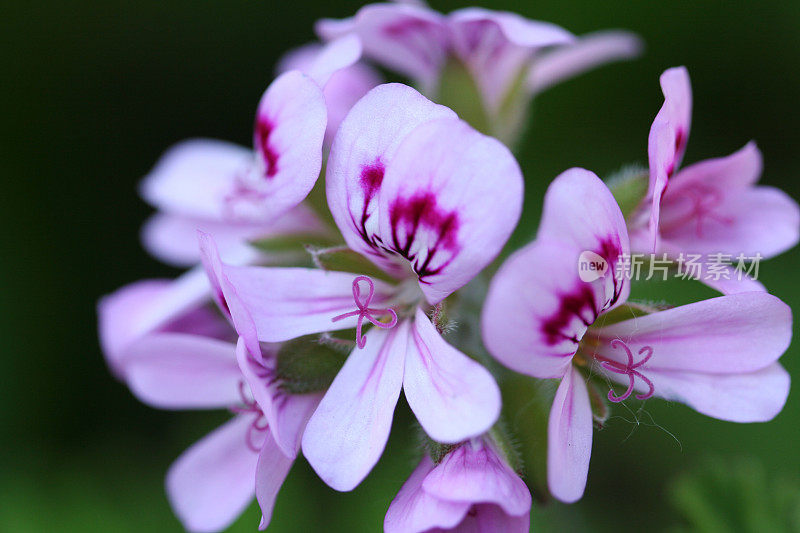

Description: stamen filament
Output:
[332,276,398,349]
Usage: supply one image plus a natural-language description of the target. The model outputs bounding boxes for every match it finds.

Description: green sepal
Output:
[304,163,338,230]
[586,379,610,428]
[309,246,396,282]
[492,64,532,149]
[500,374,557,501]
[591,302,653,328]
[250,233,339,255]
[435,58,491,136]
[607,164,649,219]
[488,419,524,475]
[421,435,459,466]
[276,336,348,394]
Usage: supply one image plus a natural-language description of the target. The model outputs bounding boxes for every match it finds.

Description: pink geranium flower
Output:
[98,268,231,378]
[199,82,524,491]
[629,66,799,292]
[139,36,362,267]
[316,3,641,119]
[482,168,792,503]
[384,438,532,533]
[99,37,368,373]
[119,333,318,532]
[277,40,383,145]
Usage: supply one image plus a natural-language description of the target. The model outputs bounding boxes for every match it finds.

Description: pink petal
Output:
[451,503,530,533]
[448,8,574,111]
[141,204,323,267]
[693,269,766,295]
[98,269,212,376]
[482,169,628,379]
[301,323,408,491]
[646,66,693,251]
[377,117,523,303]
[316,3,448,88]
[223,265,394,342]
[277,42,382,144]
[303,34,363,87]
[527,30,643,95]
[665,257,767,295]
[423,440,532,517]
[655,141,798,258]
[547,365,592,503]
[665,141,762,193]
[326,83,456,273]
[235,338,323,459]
[139,138,254,221]
[404,308,500,443]
[449,8,573,49]
[537,168,630,305]
[199,233,260,358]
[482,241,600,378]
[166,415,258,533]
[637,363,790,422]
[384,457,470,533]
[592,292,792,374]
[661,186,800,260]
[247,70,327,215]
[254,431,295,530]
[121,333,241,410]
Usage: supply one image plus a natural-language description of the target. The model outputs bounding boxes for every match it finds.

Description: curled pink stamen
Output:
[331,276,398,349]
[230,380,269,452]
[599,339,655,402]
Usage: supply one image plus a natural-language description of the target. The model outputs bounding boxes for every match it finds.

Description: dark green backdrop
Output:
[2,0,798,531]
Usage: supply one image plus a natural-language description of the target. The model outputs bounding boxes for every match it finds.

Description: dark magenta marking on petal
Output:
[540,237,623,346]
[349,161,387,254]
[596,237,624,307]
[541,284,597,346]
[360,161,384,201]
[255,116,279,178]
[388,191,460,280]
[666,128,687,179]
[674,128,686,154]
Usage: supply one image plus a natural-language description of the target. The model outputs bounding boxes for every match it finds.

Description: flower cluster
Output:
[98,2,799,532]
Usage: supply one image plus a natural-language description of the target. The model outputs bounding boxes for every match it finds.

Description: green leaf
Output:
[310,246,396,282]
[276,336,348,394]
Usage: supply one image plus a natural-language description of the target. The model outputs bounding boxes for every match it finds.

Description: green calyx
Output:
[276,336,348,394]
[607,164,649,219]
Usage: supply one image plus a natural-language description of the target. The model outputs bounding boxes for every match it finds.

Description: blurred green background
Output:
[2,0,799,531]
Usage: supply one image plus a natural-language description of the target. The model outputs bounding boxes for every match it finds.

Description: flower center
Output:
[594,339,654,402]
[331,276,398,349]
[661,184,733,238]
